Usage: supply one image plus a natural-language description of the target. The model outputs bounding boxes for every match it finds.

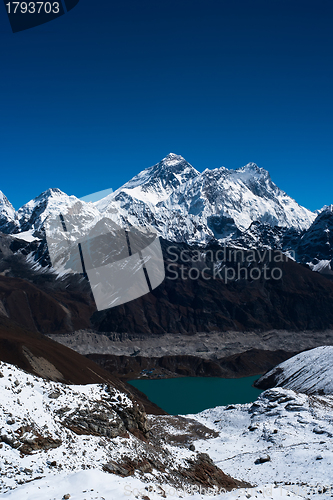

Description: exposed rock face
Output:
[297,206,333,264]
[60,385,149,440]
[61,403,127,439]
[101,451,250,491]
[181,452,251,491]
[0,428,62,455]
[113,394,150,437]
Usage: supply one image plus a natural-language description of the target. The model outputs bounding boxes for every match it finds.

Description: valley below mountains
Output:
[1,153,333,379]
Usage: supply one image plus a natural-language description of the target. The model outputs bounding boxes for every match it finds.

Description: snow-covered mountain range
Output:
[0,153,332,272]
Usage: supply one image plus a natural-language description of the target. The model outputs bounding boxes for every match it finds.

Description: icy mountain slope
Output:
[255,346,333,394]
[163,162,315,232]
[179,387,333,500]
[296,205,333,273]
[16,188,105,234]
[0,191,17,233]
[109,153,200,206]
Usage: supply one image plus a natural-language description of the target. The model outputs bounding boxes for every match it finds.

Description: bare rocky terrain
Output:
[48,329,333,379]
[48,329,333,358]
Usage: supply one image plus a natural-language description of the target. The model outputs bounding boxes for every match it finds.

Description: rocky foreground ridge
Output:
[1,347,333,499]
[0,361,248,497]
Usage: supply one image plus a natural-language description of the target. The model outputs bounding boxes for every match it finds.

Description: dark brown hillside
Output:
[0,274,93,334]
[90,241,333,334]
[2,240,333,335]
[0,315,165,414]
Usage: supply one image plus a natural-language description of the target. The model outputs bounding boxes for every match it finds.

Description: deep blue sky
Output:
[0,0,332,211]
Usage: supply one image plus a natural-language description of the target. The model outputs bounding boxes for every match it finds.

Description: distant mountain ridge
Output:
[98,153,315,240]
[0,153,332,272]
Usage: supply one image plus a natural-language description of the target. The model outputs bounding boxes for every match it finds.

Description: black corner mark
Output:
[3,0,80,33]
[63,0,79,12]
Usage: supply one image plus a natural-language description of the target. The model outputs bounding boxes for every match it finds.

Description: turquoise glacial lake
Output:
[128,375,263,415]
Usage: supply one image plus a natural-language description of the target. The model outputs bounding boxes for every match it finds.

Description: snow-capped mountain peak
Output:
[314,204,333,215]
[0,190,17,233]
[160,152,189,167]
[160,160,315,234]
[0,190,15,220]
[16,188,76,233]
[235,162,270,178]
[143,152,199,186]
[101,153,200,207]
[16,188,103,234]
[94,156,316,245]
[322,204,333,213]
